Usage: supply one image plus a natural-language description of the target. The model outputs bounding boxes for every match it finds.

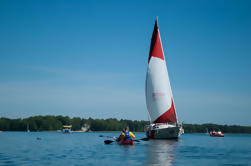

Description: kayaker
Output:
[114,128,126,142]
[117,126,136,141]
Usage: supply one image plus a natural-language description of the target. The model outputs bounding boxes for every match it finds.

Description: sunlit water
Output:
[0,132,251,166]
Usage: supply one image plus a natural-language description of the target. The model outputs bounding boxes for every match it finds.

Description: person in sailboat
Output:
[114,126,136,141]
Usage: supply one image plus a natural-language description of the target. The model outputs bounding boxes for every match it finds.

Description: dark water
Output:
[0,132,251,166]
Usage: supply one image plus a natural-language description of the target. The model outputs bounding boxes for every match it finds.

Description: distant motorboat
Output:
[210,130,224,137]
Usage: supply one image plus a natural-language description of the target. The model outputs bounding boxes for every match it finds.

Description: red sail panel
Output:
[148,19,165,63]
[154,100,177,123]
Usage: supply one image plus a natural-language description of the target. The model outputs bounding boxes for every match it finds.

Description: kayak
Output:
[118,139,134,145]
[113,137,134,145]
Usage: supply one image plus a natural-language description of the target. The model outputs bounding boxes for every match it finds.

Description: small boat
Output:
[62,125,72,134]
[118,139,134,146]
[113,137,134,145]
[209,130,224,137]
[27,123,30,132]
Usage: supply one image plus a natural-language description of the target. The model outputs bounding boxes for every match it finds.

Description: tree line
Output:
[0,115,251,133]
[0,116,148,132]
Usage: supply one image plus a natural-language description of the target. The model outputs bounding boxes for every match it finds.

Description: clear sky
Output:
[0,0,250,125]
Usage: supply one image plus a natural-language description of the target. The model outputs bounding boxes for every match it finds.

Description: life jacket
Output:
[124,131,132,140]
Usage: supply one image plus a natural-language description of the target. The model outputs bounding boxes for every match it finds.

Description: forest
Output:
[0,115,251,133]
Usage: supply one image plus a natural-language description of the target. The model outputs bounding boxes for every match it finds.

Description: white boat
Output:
[27,123,30,132]
[145,18,183,139]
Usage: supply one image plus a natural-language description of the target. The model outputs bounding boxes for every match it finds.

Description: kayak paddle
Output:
[104,140,115,144]
[139,138,149,141]
[99,135,114,138]
[104,139,141,144]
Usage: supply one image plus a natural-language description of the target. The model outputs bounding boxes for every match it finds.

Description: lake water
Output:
[0,132,251,166]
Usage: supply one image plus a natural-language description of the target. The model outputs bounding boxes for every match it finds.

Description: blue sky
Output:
[0,0,250,125]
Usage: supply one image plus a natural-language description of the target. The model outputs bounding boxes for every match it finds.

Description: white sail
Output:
[145,19,177,124]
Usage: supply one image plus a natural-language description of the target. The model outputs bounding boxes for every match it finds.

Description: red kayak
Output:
[118,139,134,145]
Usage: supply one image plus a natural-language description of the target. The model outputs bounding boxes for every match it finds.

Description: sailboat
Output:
[27,123,30,132]
[145,18,183,139]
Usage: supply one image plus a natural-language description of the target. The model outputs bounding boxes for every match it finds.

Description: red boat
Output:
[118,139,134,145]
[113,137,134,145]
[209,131,224,137]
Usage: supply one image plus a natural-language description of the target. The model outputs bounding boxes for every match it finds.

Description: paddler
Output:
[115,126,136,141]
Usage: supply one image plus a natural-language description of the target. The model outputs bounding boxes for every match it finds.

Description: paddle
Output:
[100,135,148,141]
[104,140,115,144]
[101,135,149,144]
[134,140,140,142]
[104,139,143,144]
[139,138,149,141]
[99,135,114,138]
[131,138,148,142]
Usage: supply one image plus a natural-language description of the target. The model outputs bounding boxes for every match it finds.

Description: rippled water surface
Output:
[0,132,251,166]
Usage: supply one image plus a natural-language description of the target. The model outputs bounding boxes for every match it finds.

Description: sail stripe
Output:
[148,20,164,63]
[153,99,177,123]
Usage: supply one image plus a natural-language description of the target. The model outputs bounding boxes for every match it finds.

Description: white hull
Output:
[145,123,183,139]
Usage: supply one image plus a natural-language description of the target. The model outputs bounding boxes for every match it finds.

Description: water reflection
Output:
[145,139,179,166]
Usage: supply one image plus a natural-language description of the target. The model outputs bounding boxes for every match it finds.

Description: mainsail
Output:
[145,18,177,124]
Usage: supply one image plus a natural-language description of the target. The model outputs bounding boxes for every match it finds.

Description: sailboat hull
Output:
[145,123,183,139]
